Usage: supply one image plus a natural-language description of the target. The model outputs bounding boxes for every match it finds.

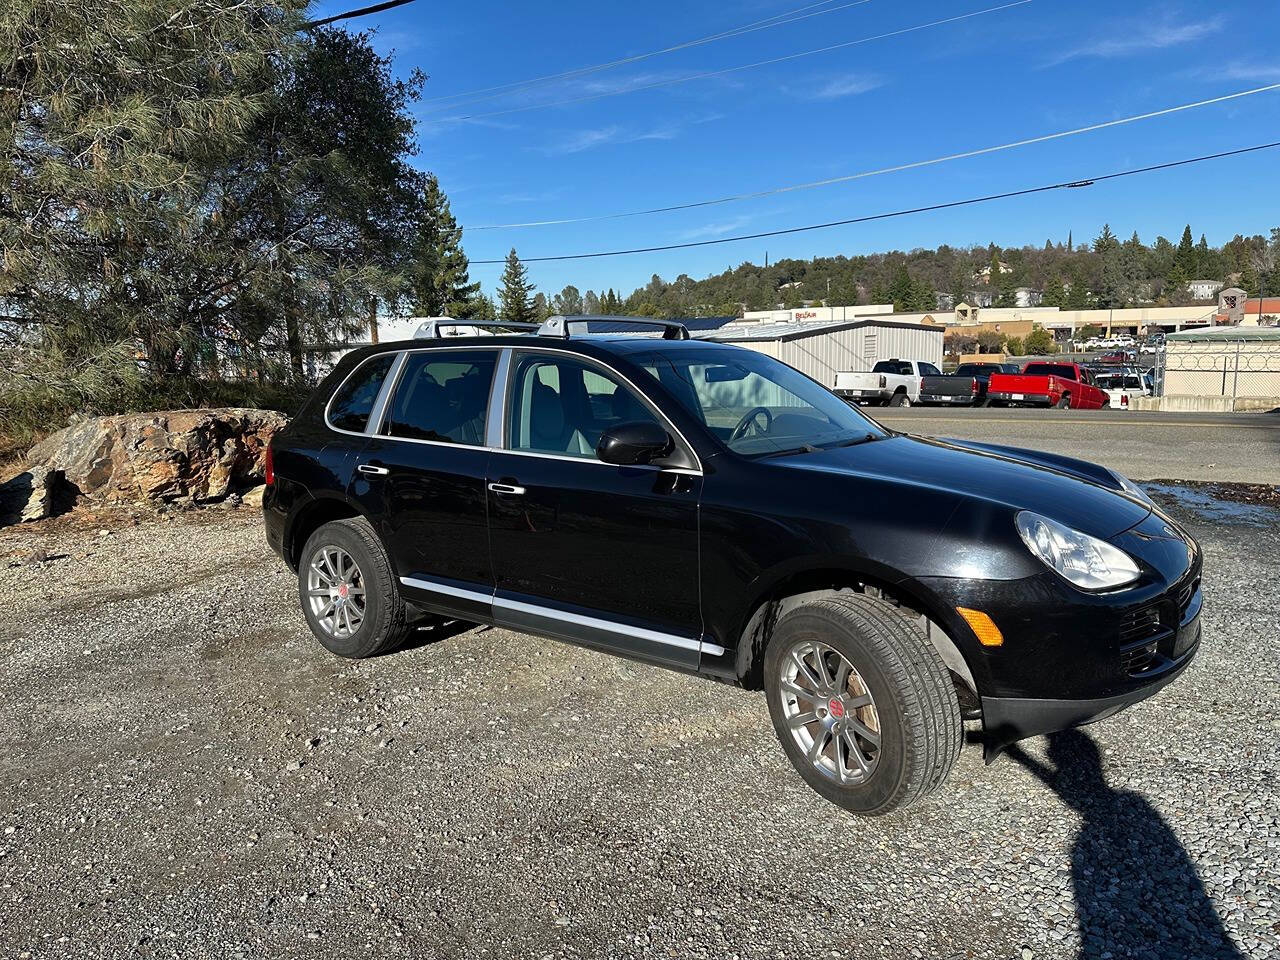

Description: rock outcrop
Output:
[0,465,60,522]
[26,408,286,504]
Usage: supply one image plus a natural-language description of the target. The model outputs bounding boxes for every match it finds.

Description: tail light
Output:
[264,445,275,487]
[971,379,979,394]
[1121,395,1129,407]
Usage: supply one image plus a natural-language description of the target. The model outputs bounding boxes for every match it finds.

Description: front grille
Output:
[1119,603,1164,677]
[1119,604,1161,645]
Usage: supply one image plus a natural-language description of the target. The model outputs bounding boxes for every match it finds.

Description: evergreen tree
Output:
[1175,225,1196,274]
[888,265,915,311]
[1165,263,1190,304]
[1042,276,1066,307]
[498,248,535,323]
[996,270,1018,307]
[551,285,583,315]
[408,174,480,318]
[988,249,1003,285]
[1092,224,1119,254]
[583,290,601,314]
[1067,230,1073,252]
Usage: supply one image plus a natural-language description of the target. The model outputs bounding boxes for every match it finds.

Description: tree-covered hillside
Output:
[538,225,1280,319]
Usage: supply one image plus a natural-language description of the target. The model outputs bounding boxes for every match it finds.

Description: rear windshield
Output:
[871,360,913,375]
[1023,363,1080,380]
[955,364,1001,376]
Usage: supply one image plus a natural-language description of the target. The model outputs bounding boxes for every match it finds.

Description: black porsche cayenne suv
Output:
[263,317,1202,815]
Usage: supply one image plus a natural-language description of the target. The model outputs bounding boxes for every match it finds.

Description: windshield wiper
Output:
[834,432,883,448]
[756,443,821,460]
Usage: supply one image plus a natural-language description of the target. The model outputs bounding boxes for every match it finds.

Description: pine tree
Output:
[888,265,915,311]
[1093,224,1119,254]
[409,174,480,318]
[1043,276,1066,307]
[1175,225,1195,274]
[498,248,536,323]
[1067,230,1073,252]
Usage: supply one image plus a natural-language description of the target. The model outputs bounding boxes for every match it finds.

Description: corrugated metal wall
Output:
[737,325,943,387]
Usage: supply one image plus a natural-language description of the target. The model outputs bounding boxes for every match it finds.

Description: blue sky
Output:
[309,0,1280,301]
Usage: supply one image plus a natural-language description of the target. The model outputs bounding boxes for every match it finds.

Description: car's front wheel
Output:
[298,517,411,658]
[763,593,962,815]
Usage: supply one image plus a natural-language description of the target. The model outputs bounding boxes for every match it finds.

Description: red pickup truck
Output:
[986,361,1110,409]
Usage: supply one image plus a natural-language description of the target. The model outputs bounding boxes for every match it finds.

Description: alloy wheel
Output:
[306,546,367,639]
[778,639,881,784]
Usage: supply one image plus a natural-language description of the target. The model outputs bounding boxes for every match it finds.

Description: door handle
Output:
[487,482,526,495]
[357,463,390,476]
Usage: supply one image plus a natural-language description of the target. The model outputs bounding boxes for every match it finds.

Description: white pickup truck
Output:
[833,359,941,407]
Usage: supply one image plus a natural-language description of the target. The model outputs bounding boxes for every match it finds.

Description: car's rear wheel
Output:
[763,593,962,816]
[1056,394,1071,409]
[299,517,411,658]
[889,392,911,407]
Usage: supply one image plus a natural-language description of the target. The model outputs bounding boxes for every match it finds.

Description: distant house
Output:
[1188,279,1224,301]
[1014,287,1042,308]
[967,289,995,308]
[972,261,1013,283]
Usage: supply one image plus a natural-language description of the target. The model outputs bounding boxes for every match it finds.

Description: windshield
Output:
[631,347,887,457]
[955,364,1000,376]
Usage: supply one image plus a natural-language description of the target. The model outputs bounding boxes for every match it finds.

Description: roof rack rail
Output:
[413,318,540,339]
[537,315,690,340]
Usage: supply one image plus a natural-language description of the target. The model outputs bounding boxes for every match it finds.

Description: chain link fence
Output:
[1155,339,1280,403]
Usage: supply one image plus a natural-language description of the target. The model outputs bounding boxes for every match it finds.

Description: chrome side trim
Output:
[397,575,723,657]
[485,348,512,449]
[399,575,493,606]
[497,596,722,656]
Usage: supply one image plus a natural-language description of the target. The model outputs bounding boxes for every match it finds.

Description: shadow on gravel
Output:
[1008,731,1243,960]
[382,617,482,657]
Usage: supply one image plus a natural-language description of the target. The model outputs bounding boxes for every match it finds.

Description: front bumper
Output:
[980,624,1200,761]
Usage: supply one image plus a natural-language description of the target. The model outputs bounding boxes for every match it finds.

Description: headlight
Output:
[1015,511,1140,591]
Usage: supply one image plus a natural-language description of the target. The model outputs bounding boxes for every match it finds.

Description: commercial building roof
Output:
[1166,327,1280,342]
[702,317,941,343]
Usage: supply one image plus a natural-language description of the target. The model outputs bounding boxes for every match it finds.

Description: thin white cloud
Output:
[540,123,681,155]
[811,74,883,100]
[679,215,755,240]
[1045,15,1225,67]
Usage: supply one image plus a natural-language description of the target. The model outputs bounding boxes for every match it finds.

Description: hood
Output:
[777,434,1150,539]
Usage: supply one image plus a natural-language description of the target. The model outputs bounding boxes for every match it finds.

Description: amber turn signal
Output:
[956,607,1004,647]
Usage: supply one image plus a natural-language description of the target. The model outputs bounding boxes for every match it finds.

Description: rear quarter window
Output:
[326,353,396,433]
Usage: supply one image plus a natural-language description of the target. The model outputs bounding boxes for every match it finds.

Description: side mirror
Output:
[596,421,673,466]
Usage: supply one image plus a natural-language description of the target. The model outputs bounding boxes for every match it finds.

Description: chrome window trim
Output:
[323,352,403,438]
[398,575,724,657]
[484,348,512,449]
[324,343,704,476]
[366,352,407,435]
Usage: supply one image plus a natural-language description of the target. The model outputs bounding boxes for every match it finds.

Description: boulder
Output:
[27,408,287,504]
[0,465,60,522]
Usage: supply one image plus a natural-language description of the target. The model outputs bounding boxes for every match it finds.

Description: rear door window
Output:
[327,354,396,433]
[383,350,498,445]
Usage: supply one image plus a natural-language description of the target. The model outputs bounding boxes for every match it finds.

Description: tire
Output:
[1055,394,1071,409]
[889,392,911,407]
[763,593,962,816]
[298,517,412,658]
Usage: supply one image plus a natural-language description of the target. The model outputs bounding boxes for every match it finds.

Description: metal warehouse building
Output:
[701,319,944,390]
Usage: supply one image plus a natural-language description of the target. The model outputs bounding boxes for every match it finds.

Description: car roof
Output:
[338,333,746,362]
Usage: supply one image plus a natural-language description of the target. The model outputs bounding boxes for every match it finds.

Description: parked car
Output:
[919,362,1021,407]
[987,361,1110,409]
[264,317,1202,816]
[834,359,940,407]
[1095,372,1151,410]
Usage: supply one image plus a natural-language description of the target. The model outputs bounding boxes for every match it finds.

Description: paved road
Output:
[873,407,1280,483]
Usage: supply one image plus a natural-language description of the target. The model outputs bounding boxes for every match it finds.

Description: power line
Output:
[303,0,418,30]
[426,1,1033,123]
[420,0,872,110]
[469,142,1280,264]
[471,82,1280,229]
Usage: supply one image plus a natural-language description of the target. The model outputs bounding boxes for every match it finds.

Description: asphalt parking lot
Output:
[873,408,1280,484]
[1,476,1278,959]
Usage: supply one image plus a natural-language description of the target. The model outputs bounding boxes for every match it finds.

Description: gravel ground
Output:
[0,494,1277,960]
